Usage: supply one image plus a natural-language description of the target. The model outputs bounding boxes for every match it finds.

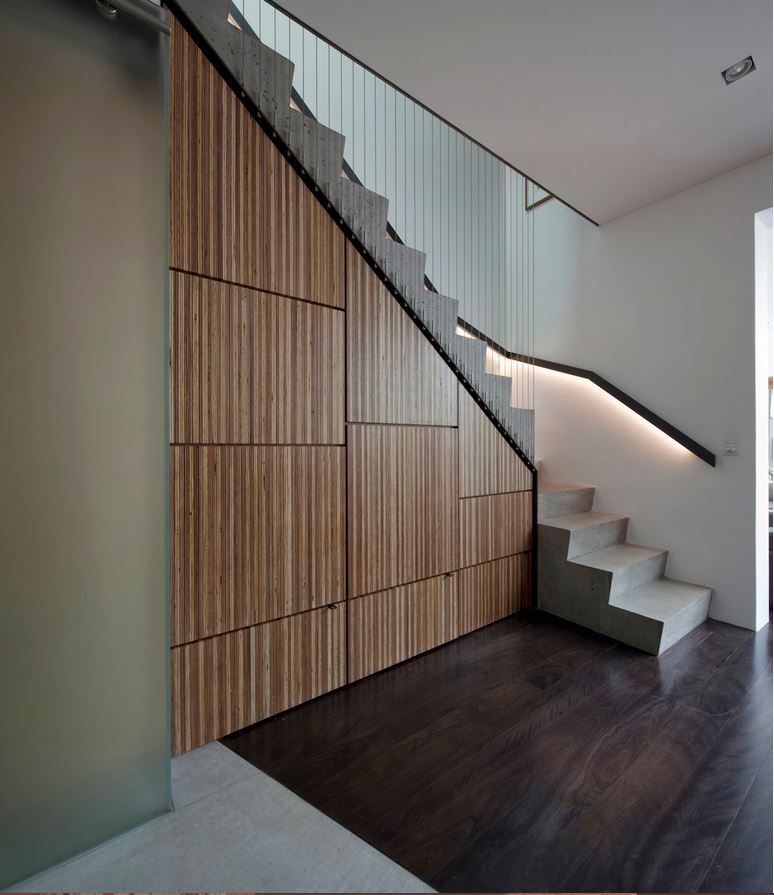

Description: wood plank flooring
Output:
[222,609,772,893]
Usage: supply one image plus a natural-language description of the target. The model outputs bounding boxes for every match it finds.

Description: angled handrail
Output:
[456,318,716,467]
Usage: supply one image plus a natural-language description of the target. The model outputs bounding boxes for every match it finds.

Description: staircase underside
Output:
[538,479,712,655]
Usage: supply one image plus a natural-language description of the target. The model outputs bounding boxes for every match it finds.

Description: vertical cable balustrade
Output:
[227,0,535,461]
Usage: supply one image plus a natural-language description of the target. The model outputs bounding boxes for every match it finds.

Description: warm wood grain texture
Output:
[170,271,344,445]
[348,574,458,682]
[405,574,458,658]
[348,589,408,682]
[458,553,532,635]
[169,18,344,307]
[346,244,457,426]
[459,389,532,497]
[167,9,538,752]
[171,605,346,754]
[224,615,771,894]
[348,425,459,597]
[170,445,346,646]
[459,491,532,568]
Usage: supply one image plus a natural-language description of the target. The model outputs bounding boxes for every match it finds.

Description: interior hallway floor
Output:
[224,608,773,893]
[7,743,431,893]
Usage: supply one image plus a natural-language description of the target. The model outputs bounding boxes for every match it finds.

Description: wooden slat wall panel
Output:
[167,10,538,752]
[346,244,458,426]
[171,606,346,754]
[169,19,344,307]
[171,445,346,645]
[348,589,408,682]
[458,553,532,636]
[459,492,533,568]
[348,574,458,682]
[406,574,458,658]
[171,271,344,444]
[348,425,459,597]
[459,389,532,497]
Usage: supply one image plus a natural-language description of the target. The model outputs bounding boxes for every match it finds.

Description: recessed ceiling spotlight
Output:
[722,56,756,85]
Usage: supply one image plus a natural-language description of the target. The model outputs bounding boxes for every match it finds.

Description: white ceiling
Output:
[277,0,772,223]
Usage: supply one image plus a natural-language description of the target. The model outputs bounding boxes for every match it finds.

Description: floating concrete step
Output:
[413,293,459,343]
[180,0,241,75]
[336,179,390,248]
[378,241,427,302]
[286,111,345,189]
[243,33,294,131]
[453,335,488,377]
[477,370,515,414]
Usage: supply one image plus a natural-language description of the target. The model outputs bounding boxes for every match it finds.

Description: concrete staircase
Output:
[174,0,534,462]
[538,478,712,655]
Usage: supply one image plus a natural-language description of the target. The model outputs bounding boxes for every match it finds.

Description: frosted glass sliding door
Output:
[0,0,170,887]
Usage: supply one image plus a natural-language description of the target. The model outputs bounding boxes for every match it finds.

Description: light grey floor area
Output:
[8,742,433,893]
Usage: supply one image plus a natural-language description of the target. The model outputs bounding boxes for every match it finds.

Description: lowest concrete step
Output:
[609,577,713,655]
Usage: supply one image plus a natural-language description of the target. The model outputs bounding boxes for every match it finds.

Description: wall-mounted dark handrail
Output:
[456,318,716,467]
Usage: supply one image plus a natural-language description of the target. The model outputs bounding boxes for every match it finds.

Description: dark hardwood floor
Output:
[223,609,772,893]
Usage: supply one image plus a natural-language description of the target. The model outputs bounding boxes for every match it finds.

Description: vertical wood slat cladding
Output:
[348,425,459,598]
[169,18,344,307]
[458,553,532,636]
[171,606,346,754]
[171,271,344,445]
[346,244,458,426]
[348,589,407,681]
[459,492,533,568]
[459,389,532,497]
[170,446,346,646]
[348,575,458,682]
[405,574,458,658]
[167,10,536,751]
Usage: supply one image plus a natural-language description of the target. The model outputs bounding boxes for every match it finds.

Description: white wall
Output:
[534,154,773,630]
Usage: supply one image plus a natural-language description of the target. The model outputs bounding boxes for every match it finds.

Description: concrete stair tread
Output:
[541,511,629,532]
[538,479,596,521]
[571,542,667,573]
[611,577,712,622]
[539,479,595,495]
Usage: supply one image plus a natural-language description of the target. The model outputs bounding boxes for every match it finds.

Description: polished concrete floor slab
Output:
[8,743,433,894]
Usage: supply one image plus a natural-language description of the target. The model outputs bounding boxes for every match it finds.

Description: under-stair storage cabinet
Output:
[168,14,534,753]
